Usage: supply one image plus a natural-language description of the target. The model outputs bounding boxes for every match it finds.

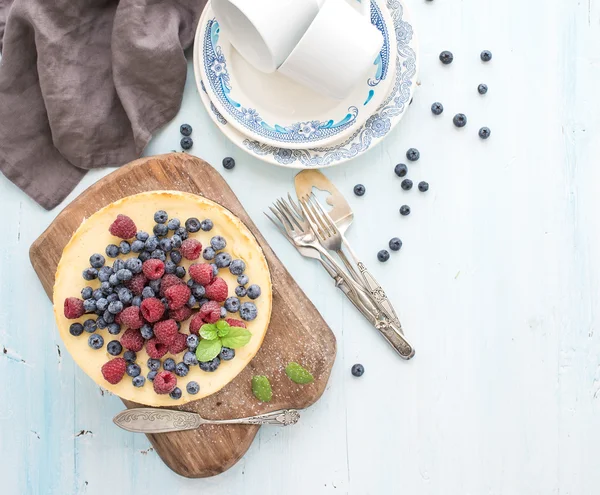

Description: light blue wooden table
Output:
[2,0,600,493]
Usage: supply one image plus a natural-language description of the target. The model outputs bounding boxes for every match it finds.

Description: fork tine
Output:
[269,205,293,235]
[278,199,305,233]
[310,194,338,235]
[306,194,331,237]
[287,193,303,218]
[300,196,325,240]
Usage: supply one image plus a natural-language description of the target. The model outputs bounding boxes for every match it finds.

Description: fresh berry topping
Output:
[169,305,192,322]
[119,241,131,255]
[170,250,182,263]
[237,274,249,286]
[153,223,168,237]
[175,362,189,377]
[377,250,390,262]
[200,219,214,231]
[131,240,145,253]
[89,253,105,269]
[439,50,453,64]
[225,318,246,328]
[154,210,168,223]
[189,312,204,335]
[186,381,200,394]
[239,302,258,321]
[166,219,180,231]
[199,300,222,324]
[105,244,120,258]
[119,306,144,329]
[418,181,430,192]
[147,358,161,371]
[389,237,402,251]
[353,184,366,196]
[431,102,443,115]
[83,319,97,333]
[168,333,188,354]
[235,286,247,297]
[153,319,178,345]
[205,277,228,302]
[181,137,193,150]
[187,334,199,350]
[210,235,227,251]
[82,267,98,281]
[144,236,159,251]
[132,375,146,387]
[147,371,158,381]
[406,148,420,161]
[189,263,214,285]
[247,284,261,300]
[229,259,246,276]
[203,247,216,260]
[401,179,413,190]
[165,284,191,310]
[146,338,168,359]
[158,273,184,297]
[140,323,154,339]
[64,297,85,319]
[108,300,123,314]
[199,356,221,372]
[108,323,121,335]
[101,358,126,384]
[126,363,141,377]
[142,259,165,280]
[222,157,236,170]
[140,297,165,322]
[109,214,137,239]
[153,371,177,394]
[170,387,183,399]
[125,273,147,295]
[185,218,201,233]
[351,363,365,377]
[120,328,144,351]
[224,297,240,313]
[180,238,202,260]
[163,358,176,371]
[184,351,198,366]
[123,350,137,362]
[69,323,84,336]
[220,347,235,361]
[88,334,104,349]
[394,163,408,177]
[215,252,232,268]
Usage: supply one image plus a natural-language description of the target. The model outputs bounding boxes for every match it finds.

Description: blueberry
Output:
[98,266,113,282]
[81,286,93,300]
[215,252,232,268]
[167,218,180,231]
[377,250,390,262]
[88,334,104,349]
[389,237,402,251]
[126,363,141,377]
[479,127,491,139]
[200,219,214,231]
[353,184,366,196]
[418,181,430,192]
[108,274,119,286]
[199,356,221,372]
[235,285,247,298]
[164,260,177,274]
[175,266,186,279]
[180,123,192,136]
[399,205,411,216]
[136,231,150,242]
[175,362,189,377]
[108,323,122,335]
[187,295,197,308]
[170,235,182,249]
[147,358,161,371]
[480,50,492,62]
[224,297,241,313]
[431,102,444,115]
[116,269,133,282]
[237,274,249,286]
[187,334,199,350]
[89,254,105,269]
[240,302,258,321]
[170,250,182,264]
[406,148,420,161]
[144,236,159,251]
[219,347,235,361]
[83,319,97,333]
[183,351,198,367]
[211,264,219,277]
[140,323,154,340]
[229,259,246,275]
[181,137,193,150]
[124,350,137,363]
[147,370,158,381]
[401,179,413,190]
[158,238,172,253]
[107,293,119,303]
[453,113,467,127]
[222,157,235,170]
[351,363,364,377]
[107,340,123,356]
[154,211,168,224]
[163,358,176,371]
[93,289,104,300]
[186,381,200,394]
[132,375,146,387]
[203,247,216,260]
[175,227,189,240]
[150,250,166,262]
[153,223,168,237]
[149,279,161,293]
[119,241,130,255]
[220,307,227,319]
[82,268,98,281]
[210,235,227,251]
[96,317,108,329]
[69,323,84,336]
[394,163,408,177]
[118,288,133,304]
[125,258,143,274]
[247,284,261,300]
[108,300,123,314]
[142,286,155,299]
[132,296,142,307]
[478,83,488,95]
[192,284,206,298]
[96,298,109,312]
[170,387,183,399]
[83,299,97,313]
[105,244,120,258]
[138,251,150,262]
[439,50,453,64]
[103,310,115,324]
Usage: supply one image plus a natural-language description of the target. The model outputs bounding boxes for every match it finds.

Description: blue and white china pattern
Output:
[202,0,391,146]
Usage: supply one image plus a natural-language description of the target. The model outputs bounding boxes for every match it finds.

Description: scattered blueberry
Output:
[96,298,109,312]
[192,284,205,298]
[394,163,408,177]
[237,274,249,286]
[418,181,429,192]
[147,358,161,371]
[107,340,123,356]
[175,226,189,240]
[199,356,221,372]
[126,363,141,377]
[83,319,97,333]
[167,218,180,231]
[222,157,236,170]
[187,295,197,308]
[439,50,454,64]
[183,351,198,366]
[211,264,218,276]
[479,127,491,139]
[453,113,467,128]
[170,235,182,249]
[108,298,123,314]
[210,235,227,251]
[351,363,365,377]
[136,231,150,242]
[186,381,200,395]
[132,375,146,387]
[220,307,227,319]
[81,286,93,300]
[153,223,168,237]
[138,251,150,262]
[131,296,142,307]
[83,299,97,312]
[377,250,390,262]
[125,258,143,274]
[159,238,173,253]
[478,83,488,95]
[88,334,104,349]
[103,310,115,324]
[149,279,161,294]
[400,205,411,216]
[106,293,119,303]
[119,241,131,255]
[240,302,258,321]
[224,297,241,313]
[147,370,157,381]
[175,362,189,377]
[151,249,166,262]
[353,184,366,196]
[98,266,113,282]
[406,148,420,161]
[185,217,201,233]
[200,219,214,231]
[105,244,120,258]
[89,253,105,269]
[170,250,182,264]
[141,324,154,340]
[164,260,177,274]
[235,285,247,297]
[117,288,133,305]
[116,269,133,282]
[219,347,235,361]
[229,259,246,275]
[82,268,98,281]
[163,358,176,371]
[401,179,413,191]
[69,323,84,336]
[480,50,492,62]
[92,289,104,300]
[180,124,192,136]
[431,102,444,115]
[144,236,159,251]
[108,323,121,335]
[247,284,261,300]
[142,286,155,300]
[181,137,193,150]
[389,237,402,251]
[215,252,232,269]
[175,266,186,279]
[96,317,108,329]
[170,387,183,399]
[203,247,216,260]
[187,334,199,350]
[108,274,119,286]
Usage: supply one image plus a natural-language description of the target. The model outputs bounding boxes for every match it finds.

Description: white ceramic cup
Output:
[278,0,383,100]
[212,0,321,74]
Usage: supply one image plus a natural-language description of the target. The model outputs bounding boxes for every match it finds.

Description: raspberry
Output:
[146,337,168,359]
[140,297,165,323]
[142,259,165,280]
[159,273,184,296]
[119,306,143,329]
[165,284,191,310]
[168,333,188,354]
[64,297,85,319]
[153,319,178,345]
[189,312,203,335]
[205,277,228,302]
[189,263,214,286]
[199,300,221,324]
[101,357,126,384]
[114,312,123,325]
[169,305,192,322]
[180,238,202,260]
[125,273,147,295]
[120,328,144,351]
[225,318,246,329]
[109,214,137,239]
[153,371,177,394]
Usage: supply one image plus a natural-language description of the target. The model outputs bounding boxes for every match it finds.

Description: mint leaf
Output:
[195,338,222,362]
[251,375,272,402]
[216,320,230,337]
[285,362,314,384]
[221,327,252,349]
[199,323,218,340]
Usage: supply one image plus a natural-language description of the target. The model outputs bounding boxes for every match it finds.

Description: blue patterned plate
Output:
[198,0,396,150]
[193,0,417,168]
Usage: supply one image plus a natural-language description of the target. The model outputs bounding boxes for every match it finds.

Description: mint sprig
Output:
[195,321,252,363]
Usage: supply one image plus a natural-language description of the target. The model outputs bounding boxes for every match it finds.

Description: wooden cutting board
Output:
[29,153,336,478]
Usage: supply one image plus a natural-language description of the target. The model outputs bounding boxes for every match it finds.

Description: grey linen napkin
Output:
[0,0,206,209]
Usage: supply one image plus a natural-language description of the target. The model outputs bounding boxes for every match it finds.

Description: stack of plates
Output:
[193,0,418,168]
